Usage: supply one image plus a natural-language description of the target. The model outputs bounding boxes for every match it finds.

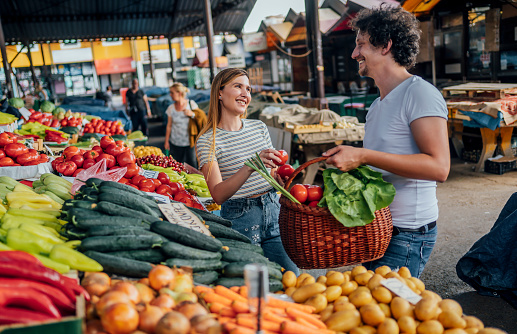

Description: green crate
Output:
[0,317,83,334]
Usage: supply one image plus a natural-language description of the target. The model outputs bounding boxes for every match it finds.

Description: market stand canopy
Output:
[0,0,256,43]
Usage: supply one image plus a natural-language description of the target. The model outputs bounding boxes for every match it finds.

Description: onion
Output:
[190,314,221,334]
[101,302,139,334]
[148,265,175,291]
[138,278,150,286]
[96,291,133,317]
[135,282,157,304]
[82,272,111,297]
[150,294,176,311]
[138,304,165,333]
[175,292,198,303]
[111,281,141,304]
[169,270,193,293]
[85,319,107,334]
[176,301,208,320]
[154,311,190,334]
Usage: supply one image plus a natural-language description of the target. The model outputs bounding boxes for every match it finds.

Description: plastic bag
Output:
[71,159,127,194]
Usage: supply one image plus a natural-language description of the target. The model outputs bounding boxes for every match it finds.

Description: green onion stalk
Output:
[244,153,301,204]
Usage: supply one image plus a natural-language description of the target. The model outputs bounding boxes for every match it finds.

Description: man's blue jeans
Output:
[363,224,438,278]
[221,189,300,275]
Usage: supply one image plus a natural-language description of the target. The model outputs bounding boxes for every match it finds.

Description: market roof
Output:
[0,0,256,44]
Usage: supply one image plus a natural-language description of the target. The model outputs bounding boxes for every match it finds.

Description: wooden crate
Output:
[442,83,517,100]
[448,108,471,121]
[284,122,333,134]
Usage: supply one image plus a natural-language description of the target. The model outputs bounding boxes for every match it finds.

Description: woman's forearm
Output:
[209,166,254,204]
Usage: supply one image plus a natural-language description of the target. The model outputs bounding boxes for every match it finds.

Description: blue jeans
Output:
[363,224,438,278]
[220,189,300,275]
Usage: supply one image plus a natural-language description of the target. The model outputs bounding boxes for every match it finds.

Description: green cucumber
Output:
[161,241,222,260]
[192,271,219,285]
[62,225,88,240]
[151,221,223,252]
[206,221,250,243]
[100,181,157,201]
[95,201,161,223]
[80,235,163,253]
[86,226,152,237]
[99,185,161,212]
[106,249,166,263]
[269,279,283,292]
[222,262,283,280]
[85,178,104,188]
[84,251,152,278]
[187,207,232,227]
[73,216,149,230]
[164,258,222,272]
[221,248,282,270]
[214,277,283,292]
[98,192,159,218]
[217,238,264,255]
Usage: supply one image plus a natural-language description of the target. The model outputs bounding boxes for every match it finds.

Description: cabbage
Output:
[39,100,55,113]
[53,107,65,116]
[8,98,24,109]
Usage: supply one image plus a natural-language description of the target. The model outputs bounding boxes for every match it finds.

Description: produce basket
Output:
[278,157,393,269]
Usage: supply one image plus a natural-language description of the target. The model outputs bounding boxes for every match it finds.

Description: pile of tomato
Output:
[0,132,48,167]
[83,119,126,136]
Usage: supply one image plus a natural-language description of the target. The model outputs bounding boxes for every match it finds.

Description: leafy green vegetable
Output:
[39,101,55,113]
[8,98,24,109]
[318,166,396,227]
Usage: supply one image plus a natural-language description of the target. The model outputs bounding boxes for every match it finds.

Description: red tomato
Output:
[169,182,185,196]
[72,168,83,177]
[139,186,154,192]
[0,132,17,147]
[83,150,99,160]
[308,200,319,207]
[0,149,5,159]
[126,183,139,190]
[131,175,146,185]
[95,153,116,169]
[290,184,308,203]
[0,157,15,167]
[124,163,140,179]
[150,178,162,187]
[306,185,323,202]
[139,179,156,192]
[70,154,84,168]
[38,154,49,163]
[62,146,80,160]
[116,151,136,167]
[105,143,128,157]
[82,158,96,170]
[174,190,193,206]
[156,184,173,196]
[56,161,77,176]
[4,143,29,158]
[51,156,64,170]
[115,140,126,147]
[17,152,39,165]
[274,149,289,166]
[157,172,170,185]
[277,164,295,179]
[92,145,103,155]
[118,177,130,184]
[100,136,115,149]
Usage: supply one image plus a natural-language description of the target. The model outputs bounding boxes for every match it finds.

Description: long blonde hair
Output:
[196,68,250,173]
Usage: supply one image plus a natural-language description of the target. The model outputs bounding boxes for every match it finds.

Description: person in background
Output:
[105,85,113,109]
[34,82,48,100]
[125,79,152,136]
[164,83,201,169]
[196,68,299,274]
[323,5,450,278]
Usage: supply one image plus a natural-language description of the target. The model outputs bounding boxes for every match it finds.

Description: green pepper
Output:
[32,253,70,274]
[19,223,65,245]
[189,185,211,197]
[63,240,81,249]
[0,241,11,250]
[6,208,59,222]
[42,221,65,234]
[49,244,103,272]
[6,228,54,255]
[1,214,46,230]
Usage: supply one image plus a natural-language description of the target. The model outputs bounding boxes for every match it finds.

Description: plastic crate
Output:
[484,159,517,175]
[461,149,482,163]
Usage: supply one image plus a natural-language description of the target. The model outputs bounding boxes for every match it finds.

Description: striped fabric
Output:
[196,119,273,198]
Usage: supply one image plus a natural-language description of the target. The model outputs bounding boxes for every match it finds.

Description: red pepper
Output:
[60,275,90,301]
[0,288,61,318]
[0,306,56,325]
[0,278,75,314]
[0,250,42,265]
[0,260,76,302]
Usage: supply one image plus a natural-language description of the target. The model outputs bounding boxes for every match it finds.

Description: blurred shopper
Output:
[125,78,151,136]
[105,85,113,109]
[34,82,48,100]
[323,5,450,278]
[164,83,204,169]
[196,68,299,274]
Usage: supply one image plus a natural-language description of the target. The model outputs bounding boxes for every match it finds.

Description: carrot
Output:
[285,307,326,329]
[295,317,319,329]
[262,320,282,332]
[236,317,282,333]
[240,285,248,298]
[203,292,232,306]
[220,306,237,317]
[267,297,315,313]
[230,325,256,334]
[215,285,248,303]
[224,321,238,332]
[280,321,332,334]
[194,285,213,294]
[267,306,288,316]
[219,317,236,324]
[232,299,250,313]
[264,311,289,323]
[230,286,240,293]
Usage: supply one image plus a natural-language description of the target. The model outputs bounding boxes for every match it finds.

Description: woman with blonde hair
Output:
[196,68,298,274]
[164,82,202,168]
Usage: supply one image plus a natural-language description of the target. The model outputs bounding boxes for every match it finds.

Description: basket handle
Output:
[284,156,328,189]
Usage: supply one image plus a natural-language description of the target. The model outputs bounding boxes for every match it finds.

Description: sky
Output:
[242,0,307,34]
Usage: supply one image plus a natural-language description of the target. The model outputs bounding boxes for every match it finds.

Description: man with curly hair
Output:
[323,5,450,278]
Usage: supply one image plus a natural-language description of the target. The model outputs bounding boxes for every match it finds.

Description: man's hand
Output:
[323,145,365,172]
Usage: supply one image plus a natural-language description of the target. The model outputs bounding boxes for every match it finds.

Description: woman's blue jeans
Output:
[221,190,300,275]
[363,224,438,278]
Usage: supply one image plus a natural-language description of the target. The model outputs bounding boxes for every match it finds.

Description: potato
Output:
[352,326,377,334]
[367,273,385,291]
[377,318,399,334]
[299,275,316,287]
[477,328,507,334]
[291,283,327,303]
[325,309,362,332]
[444,329,468,334]
[324,285,343,302]
[319,304,334,322]
[464,329,480,334]
[417,320,444,334]
[398,315,417,334]
[415,298,440,321]
[295,273,313,288]
[284,287,296,298]
[351,266,368,280]
[463,316,484,330]
[316,275,328,285]
[334,296,350,304]
[409,277,426,292]
[421,290,443,302]
[334,301,357,312]
[327,272,346,286]
[355,272,374,286]
[439,299,463,317]
[375,265,393,277]
[282,271,297,288]
[438,311,466,329]
[405,278,419,293]
[349,289,373,308]
[398,266,412,278]
[379,303,392,318]
[372,286,393,304]
[305,293,328,313]
[326,270,339,278]
[360,303,386,327]
[341,281,358,296]
[391,296,414,320]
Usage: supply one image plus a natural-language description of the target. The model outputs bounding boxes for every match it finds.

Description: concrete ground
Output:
[143,117,517,333]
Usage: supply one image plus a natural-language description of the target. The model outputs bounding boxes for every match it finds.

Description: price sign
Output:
[158,202,212,236]
[381,278,422,305]
[140,169,159,179]
[146,192,170,204]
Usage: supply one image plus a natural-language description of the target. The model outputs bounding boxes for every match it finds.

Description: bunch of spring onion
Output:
[244,153,301,204]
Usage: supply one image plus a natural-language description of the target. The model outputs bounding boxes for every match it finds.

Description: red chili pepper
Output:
[0,306,56,325]
[0,260,76,302]
[60,275,90,301]
[0,288,61,318]
[0,278,75,314]
[0,250,42,265]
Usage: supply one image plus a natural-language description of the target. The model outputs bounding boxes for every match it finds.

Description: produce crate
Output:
[442,83,517,100]
[484,159,517,175]
[461,149,482,163]
[284,122,333,134]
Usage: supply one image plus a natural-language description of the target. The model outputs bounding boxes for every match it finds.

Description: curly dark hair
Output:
[350,4,421,69]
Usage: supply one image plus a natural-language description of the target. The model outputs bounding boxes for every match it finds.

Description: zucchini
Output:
[269,279,283,292]
[86,226,152,237]
[164,258,222,272]
[221,248,279,268]
[222,262,283,280]
[192,271,219,285]
[80,235,163,253]
[214,277,283,292]
[100,181,157,201]
[98,192,159,218]
[62,225,88,239]
[217,238,264,255]
[161,241,222,260]
[206,222,250,243]
[84,251,152,278]
[106,249,166,263]
[187,207,232,227]
[151,221,223,252]
[99,185,161,212]
[72,200,97,210]
[73,216,149,230]
[78,187,99,197]
[85,178,104,188]
[95,201,161,224]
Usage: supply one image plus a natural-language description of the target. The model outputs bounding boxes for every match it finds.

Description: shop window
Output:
[467,7,491,76]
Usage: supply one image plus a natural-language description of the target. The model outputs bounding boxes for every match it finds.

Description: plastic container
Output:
[484,159,516,175]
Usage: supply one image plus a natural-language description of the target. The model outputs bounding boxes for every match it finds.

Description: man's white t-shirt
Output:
[364,76,448,229]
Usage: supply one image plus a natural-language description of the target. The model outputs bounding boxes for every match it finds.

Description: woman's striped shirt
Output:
[196,119,273,198]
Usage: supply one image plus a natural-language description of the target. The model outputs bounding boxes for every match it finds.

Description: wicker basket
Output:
[278,157,393,269]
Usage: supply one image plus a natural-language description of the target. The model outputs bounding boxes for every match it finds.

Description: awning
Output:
[94,57,135,75]
[402,0,442,16]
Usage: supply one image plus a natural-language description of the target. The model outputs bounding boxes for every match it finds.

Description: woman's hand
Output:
[164,141,170,150]
[259,149,282,169]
